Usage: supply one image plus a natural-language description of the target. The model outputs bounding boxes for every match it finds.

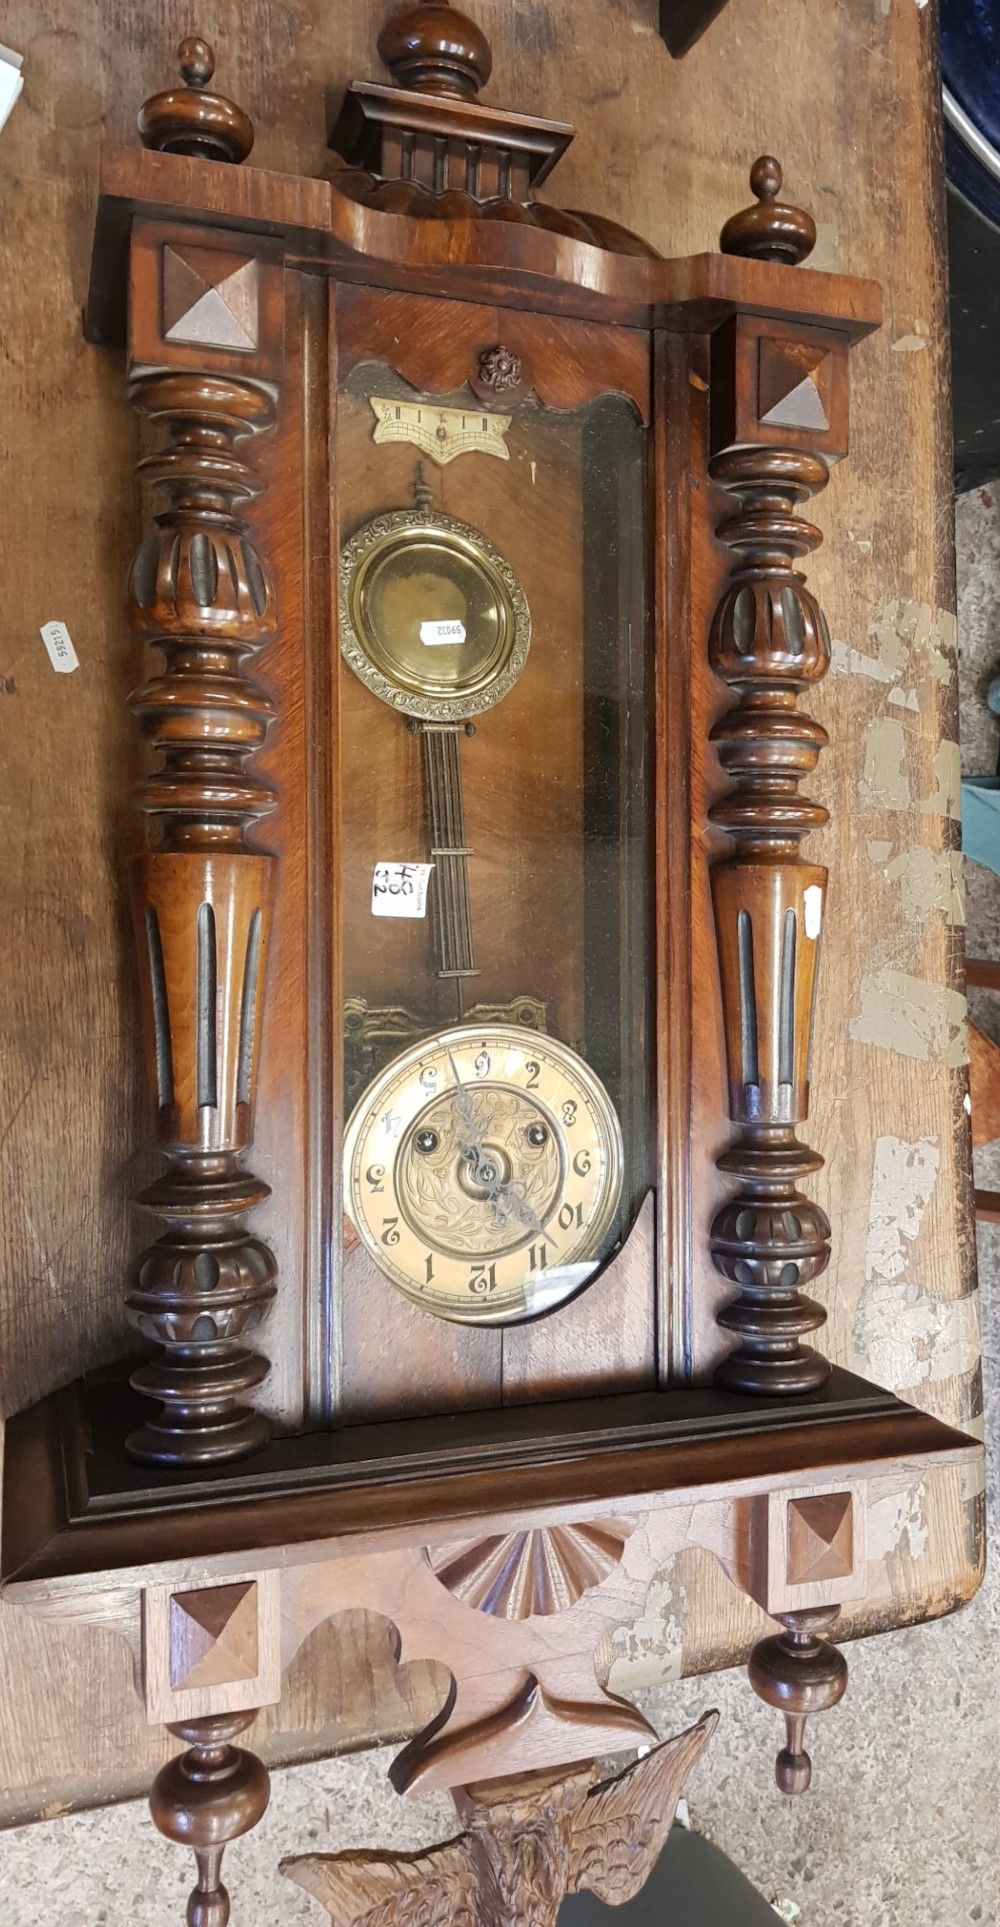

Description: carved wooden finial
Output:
[749,1607,847,1794]
[138,37,254,164]
[377,0,493,98]
[151,1712,270,1927]
[719,157,816,265]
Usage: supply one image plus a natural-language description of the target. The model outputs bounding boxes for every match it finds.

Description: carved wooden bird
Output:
[281,1711,718,1927]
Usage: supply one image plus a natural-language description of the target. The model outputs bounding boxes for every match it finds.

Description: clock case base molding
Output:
[3,1365,978,1792]
[2,1366,974,1594]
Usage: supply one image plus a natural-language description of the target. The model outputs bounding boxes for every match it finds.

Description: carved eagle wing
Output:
[568,1710,719,1906]
[281,1839,478,1927]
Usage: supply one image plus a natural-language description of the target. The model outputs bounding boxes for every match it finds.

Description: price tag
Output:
[419,618,466,647]
[39,620,79,674]
[0,45,24,137]
[372,862,434,918]
[804,884,823,940]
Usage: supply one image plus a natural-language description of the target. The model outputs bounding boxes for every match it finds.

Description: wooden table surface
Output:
[0,0,979,1821]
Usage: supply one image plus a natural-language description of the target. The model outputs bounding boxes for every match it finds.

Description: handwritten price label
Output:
[371,861,434,918]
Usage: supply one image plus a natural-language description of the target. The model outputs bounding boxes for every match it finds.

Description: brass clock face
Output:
[339,507,530,721]
[343,1024,625,1325]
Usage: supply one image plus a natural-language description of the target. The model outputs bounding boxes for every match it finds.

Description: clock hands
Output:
[345,1023,624,1324]
[445,1048,550,1242]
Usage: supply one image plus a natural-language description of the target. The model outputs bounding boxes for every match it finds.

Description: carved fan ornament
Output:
[430,1520,632,1618]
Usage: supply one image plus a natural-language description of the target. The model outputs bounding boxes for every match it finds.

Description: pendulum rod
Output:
[420,722,479,1019]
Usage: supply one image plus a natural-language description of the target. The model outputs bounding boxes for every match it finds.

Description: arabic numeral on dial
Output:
[474,1050,491,1077]
[572,1149,592,1177]
[468,1263,498,1295]
[558,1201,584,1232]
[525,1059,540,1090]
[528,1242,548,1272]
[381,1217,401,1246]
[419,1065,438,1091]
[382,1108,402,1138]
[562,1099,578,1127]
[365,1163,386,1193]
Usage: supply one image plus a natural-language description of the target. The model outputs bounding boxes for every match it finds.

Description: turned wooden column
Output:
[123,45,283,1466]
[125,368,279,1465]
[708,161,851,1397]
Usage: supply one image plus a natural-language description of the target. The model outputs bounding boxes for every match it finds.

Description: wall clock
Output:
[0,9,981,1925]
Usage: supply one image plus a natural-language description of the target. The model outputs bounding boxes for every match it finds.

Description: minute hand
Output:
[445,1049,551,1241]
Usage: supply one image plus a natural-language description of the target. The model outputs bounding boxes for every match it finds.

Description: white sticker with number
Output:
[419,618,466,647]
[39,620,79,673]
[372,862,434,918]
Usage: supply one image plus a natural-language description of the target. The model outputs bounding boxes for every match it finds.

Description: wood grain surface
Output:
[0,0,977,1819]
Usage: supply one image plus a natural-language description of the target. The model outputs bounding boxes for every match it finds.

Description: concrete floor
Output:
[1,492,998,1923]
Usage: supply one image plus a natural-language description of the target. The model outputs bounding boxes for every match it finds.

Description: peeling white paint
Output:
[860,717,911,810]
[855,1281,980,1391]
[891,333,929,353]
[834,601,956,690]
[867,1484,929,1560]
[867,839,893,862]
[964,1455,987,1500]
[864,1135,940,1282]
[919,739,963,819]
[961,1414,987,1499]
[810,222,838,273]
[831,636,898,685]
[607,1564,684,1690]
[870,600,955,682]
[849,969,968,1064]
[879,846,965,925]
[888,685,921,709]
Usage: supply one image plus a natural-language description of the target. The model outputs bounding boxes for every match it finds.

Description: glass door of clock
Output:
[332,300,653,1384]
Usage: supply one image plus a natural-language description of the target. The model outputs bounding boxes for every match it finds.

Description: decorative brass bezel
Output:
[339,507,531,721]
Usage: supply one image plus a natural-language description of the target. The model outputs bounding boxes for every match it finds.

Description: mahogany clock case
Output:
[2,47,979,1530]
[0,19,983,1878]
[91,187,839,1430]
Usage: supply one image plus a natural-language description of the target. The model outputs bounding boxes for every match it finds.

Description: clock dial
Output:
[344,1024,624,1324]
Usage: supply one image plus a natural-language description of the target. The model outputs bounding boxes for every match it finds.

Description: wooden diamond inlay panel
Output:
[169,1579,260,1690]
[758,336,830,431]
[162,245,259,352]
[786,1491,854,1586]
